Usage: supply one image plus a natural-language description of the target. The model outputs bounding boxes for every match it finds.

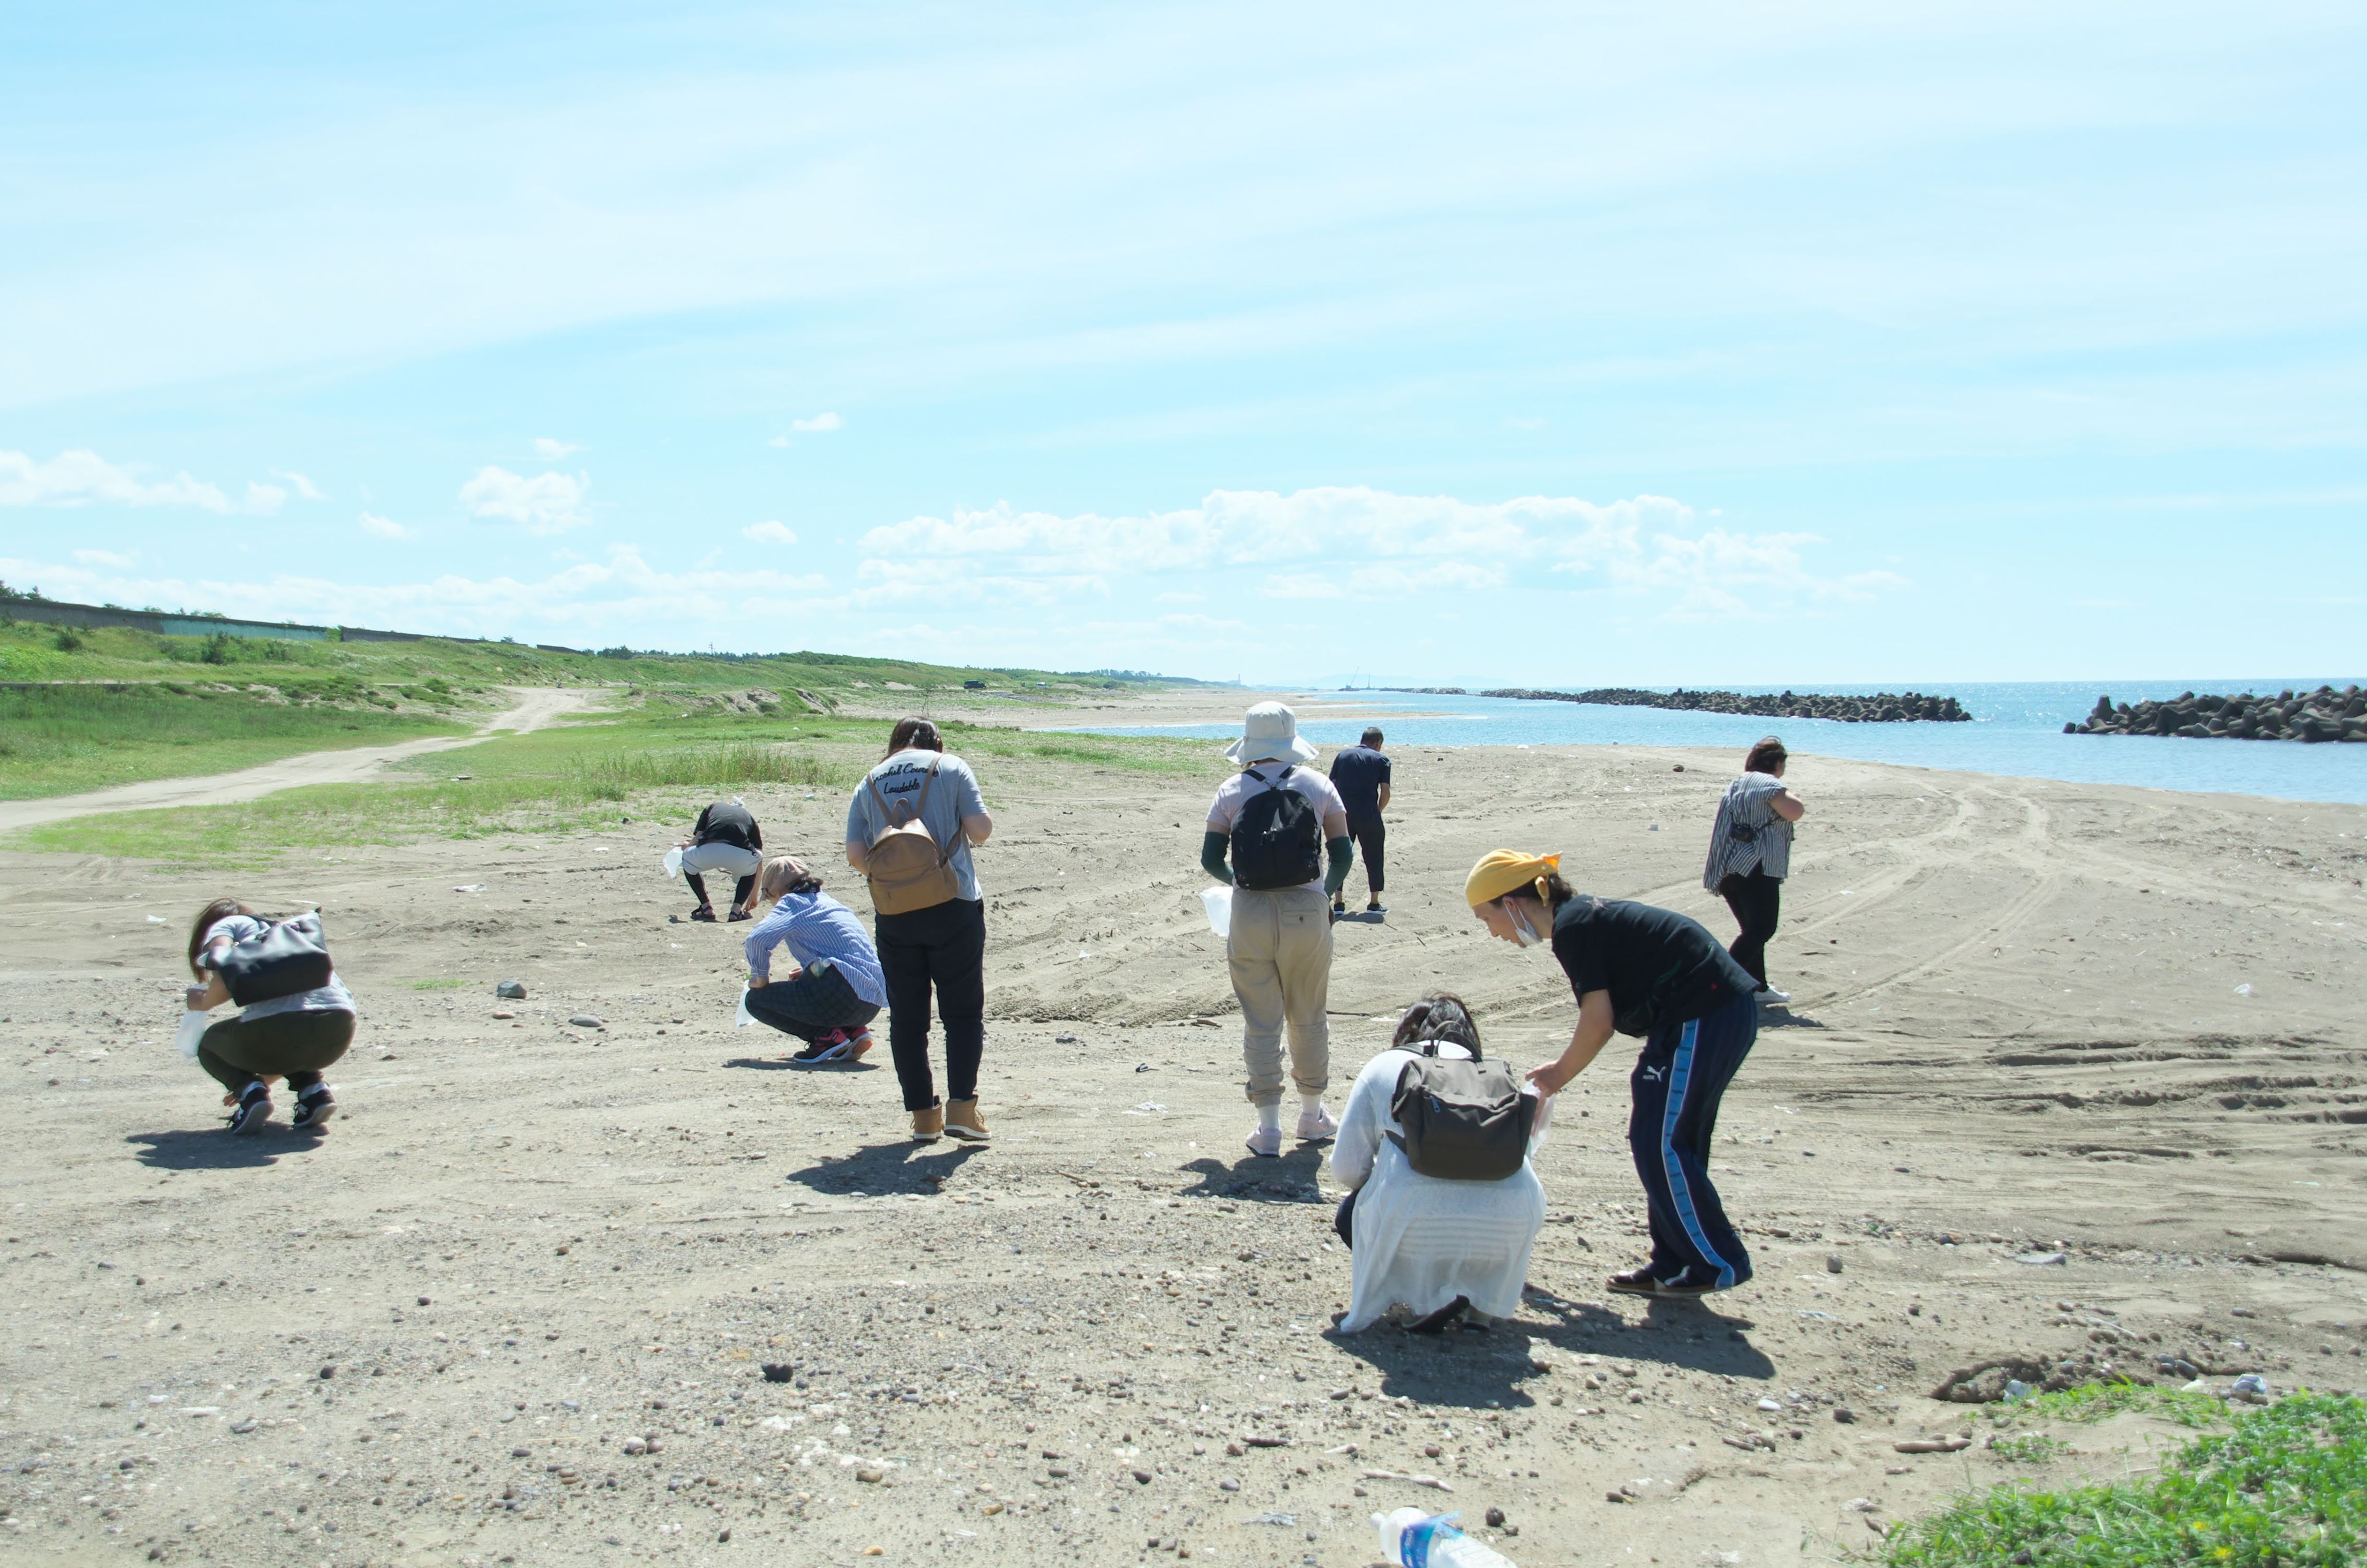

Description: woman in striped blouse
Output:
[1701,737,1806,1005]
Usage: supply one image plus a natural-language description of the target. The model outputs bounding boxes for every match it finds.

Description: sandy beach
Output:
[3,705,2363,1568]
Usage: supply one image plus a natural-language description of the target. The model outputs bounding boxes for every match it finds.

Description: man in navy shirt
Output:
[1326,728,1392,917]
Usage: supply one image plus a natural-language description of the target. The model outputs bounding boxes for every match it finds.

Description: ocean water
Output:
[1057,680,2367,805]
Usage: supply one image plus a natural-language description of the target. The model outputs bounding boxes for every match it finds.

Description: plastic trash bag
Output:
[663,846,686,880]
[174,1010,210,1060]
[1200,886,1233,939]
[735,987,755,1028]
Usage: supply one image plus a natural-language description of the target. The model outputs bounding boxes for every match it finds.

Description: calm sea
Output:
[1057,680,2367,805]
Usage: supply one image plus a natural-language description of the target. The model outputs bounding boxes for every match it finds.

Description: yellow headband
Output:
[1464,849,1561,908]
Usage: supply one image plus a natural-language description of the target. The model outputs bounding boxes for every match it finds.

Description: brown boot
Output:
[944,1098,989,1143]
[911,1103,944,1143]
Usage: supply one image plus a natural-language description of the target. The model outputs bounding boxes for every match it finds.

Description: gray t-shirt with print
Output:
[845,749,988,904]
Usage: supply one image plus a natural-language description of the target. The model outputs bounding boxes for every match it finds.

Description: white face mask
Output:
[1507,903,1543,947]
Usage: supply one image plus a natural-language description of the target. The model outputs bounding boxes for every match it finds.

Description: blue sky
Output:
[3,1,2362,687]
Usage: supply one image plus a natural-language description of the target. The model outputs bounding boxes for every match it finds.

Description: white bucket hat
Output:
[1224,700,1319,766]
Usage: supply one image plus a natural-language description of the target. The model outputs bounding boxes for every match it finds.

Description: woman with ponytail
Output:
[1466,850,1760,1299]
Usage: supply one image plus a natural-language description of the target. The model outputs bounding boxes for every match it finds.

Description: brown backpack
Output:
[863,756,964,914]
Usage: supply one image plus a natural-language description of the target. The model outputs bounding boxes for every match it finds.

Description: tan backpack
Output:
[863,756,963,914]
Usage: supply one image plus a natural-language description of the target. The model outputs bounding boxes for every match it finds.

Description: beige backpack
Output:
[863,756,963,914]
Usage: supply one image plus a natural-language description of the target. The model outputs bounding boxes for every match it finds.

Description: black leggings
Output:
[875,898,987,1112]
[1345,814,1384,898]
[1717,868,1782,988]
[685,872,757,910]
[198,1009,356,1096]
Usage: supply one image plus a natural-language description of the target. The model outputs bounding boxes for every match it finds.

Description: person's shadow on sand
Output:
[722,1056,882,1073]
[127,1128,319,1170]
[1178,1149,1327,1205]
[780,1140,983,1198]
[1320,1291,1776,1406]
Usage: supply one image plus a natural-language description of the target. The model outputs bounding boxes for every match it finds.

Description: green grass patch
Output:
[1988,1433,2075,1465]
[0,681,468,799]
[1887,1391,2365,1567]
[4,686,1212,864]
[410,978,468,991]
[1993,1380,2231,1431]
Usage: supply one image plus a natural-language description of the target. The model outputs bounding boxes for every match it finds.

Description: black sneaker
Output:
[291,1086,337,1130]
[1366,901,1387,916]
[1405,1296,1471,1335]
[227,1083,272,1135]
[1607,1266,1717,1299]
[787,1031,857,1068]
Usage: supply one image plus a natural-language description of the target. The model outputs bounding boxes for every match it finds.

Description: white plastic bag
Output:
[1526,1087,1556,1153]
[735,987,755,1028]
[174,1010,210,1060]
[663,846,685,880]
[1200,886,1233,940]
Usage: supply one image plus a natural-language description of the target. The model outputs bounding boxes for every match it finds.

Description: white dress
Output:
[1327,1045,1548,1333]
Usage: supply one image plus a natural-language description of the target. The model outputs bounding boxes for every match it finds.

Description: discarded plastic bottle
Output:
[1373,1508,1518,1568]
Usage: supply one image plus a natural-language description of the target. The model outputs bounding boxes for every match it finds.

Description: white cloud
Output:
[532,437,584,460]
[459,466,591,535]
[1,448,234,512]
[358,512,417,541]
[73,548,138,569]
[245,481,288,515]
[741,519,799,545]
[766,435,791,448]
[0,543,828,642]
[857,486,1901,620]
[1260,572,1346,600]
[791,412,843,433]
[272,469,328,501]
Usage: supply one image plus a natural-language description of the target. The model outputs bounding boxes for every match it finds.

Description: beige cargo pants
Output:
[1227,886,1333,1105]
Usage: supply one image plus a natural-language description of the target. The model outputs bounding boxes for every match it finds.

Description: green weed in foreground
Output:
[1887,1392,2365,1567]
[410,978,468,990]
[1996,1381,2231,1430]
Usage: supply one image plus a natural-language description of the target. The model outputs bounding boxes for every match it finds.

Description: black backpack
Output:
[1387,1040,1534,1181]
[212,912,335,1006]
[1229,767,1322,891]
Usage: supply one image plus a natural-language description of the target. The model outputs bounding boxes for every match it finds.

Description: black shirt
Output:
[1326,746,1391,819]
[693,800,763,852]
[1551,894,1755,1037]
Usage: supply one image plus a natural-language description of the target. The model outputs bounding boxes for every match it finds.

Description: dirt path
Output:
[0,687,593,833]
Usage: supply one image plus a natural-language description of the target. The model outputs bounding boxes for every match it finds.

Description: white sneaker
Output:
[1757,989,1792,1007]
[1295,1105,1339,1143]
[1244,1123,1283,1159]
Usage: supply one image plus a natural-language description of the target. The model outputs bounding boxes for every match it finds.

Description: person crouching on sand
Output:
[1466,850,1760,1299]
[185,898,357,1134]
[742,855,886,1068]
[678,798,765,923]
[1327,993,1547,1334]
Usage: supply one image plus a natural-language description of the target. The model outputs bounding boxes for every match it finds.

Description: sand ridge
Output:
[1,724,2362,1567]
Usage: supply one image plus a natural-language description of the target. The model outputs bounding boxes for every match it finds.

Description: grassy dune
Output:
[0,680,469,799]
[6,702,1222,866]
[0,614,1200,805]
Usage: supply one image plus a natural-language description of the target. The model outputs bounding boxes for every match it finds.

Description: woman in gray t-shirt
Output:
[1700,736,1807,1004]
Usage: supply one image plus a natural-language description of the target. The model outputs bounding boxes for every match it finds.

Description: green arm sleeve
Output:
[1200,830,1232,884]
[1324,835,1353,895]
